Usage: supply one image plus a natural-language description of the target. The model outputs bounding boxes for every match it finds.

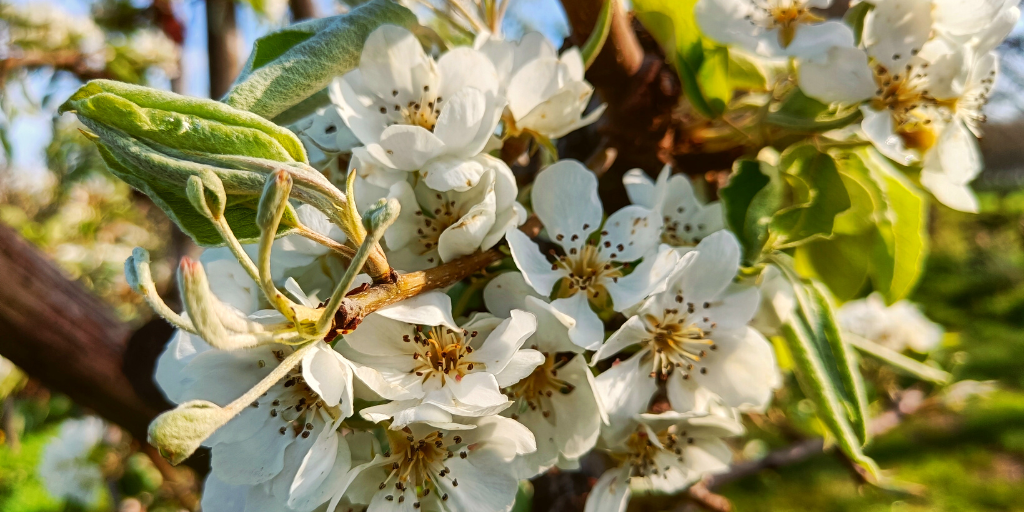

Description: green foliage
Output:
[580,0,614,69]
[844,1,873,46]
[720,158,782,263]
[797,148,928,302]
[223,0,417,119]
[771,144,852,249]
[632,0,732,118]
[773,258,878,478]
[766,89,862,132]
[60,81,312,246]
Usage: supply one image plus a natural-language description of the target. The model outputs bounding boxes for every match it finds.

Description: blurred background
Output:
[1,0,1024,511]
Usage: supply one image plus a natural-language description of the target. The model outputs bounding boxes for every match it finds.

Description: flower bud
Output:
[186,175,227,220]
[178,257,265,350]
[362,197,401,238]
[256,170,295,232]
[148,400,233,465]
[124,247,152,293]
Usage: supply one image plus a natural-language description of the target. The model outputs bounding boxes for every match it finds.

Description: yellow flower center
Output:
[378,429,469,506]
[405,326,481,386]
[552,243,624,306]
[870,63,941,152]
[641,302,718,380]
[376,85,444,131]
[507,352,576,420]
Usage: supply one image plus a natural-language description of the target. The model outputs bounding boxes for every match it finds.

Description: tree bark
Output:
[559,0,683,211]
[206,0,241,100]
[289,0,317,21]
[0,222,162,440]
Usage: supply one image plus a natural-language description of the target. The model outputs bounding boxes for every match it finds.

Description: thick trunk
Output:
[206,0,241,100]
[0,222,161,440]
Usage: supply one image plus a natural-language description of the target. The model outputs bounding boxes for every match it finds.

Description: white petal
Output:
[301,342,353,410]
[494,349,546,387]
[437,46,500,99]
[694,0,762,52]
[483,271,542,317]
[920,170,979,213]
[201,474,249,512]
[670,231,742,307]
[584,467,631,512]
[594,354,657,441]
[447,372,509,408]
[693,327,779,411]
[376,290,459,329]
[358,25,437,107]
[545,293,602,352]
[341,313,416,357]
[599,205,662,262]
[288,427,345,506]
[932,0,1016,38]
[420,155,487,192]
[532,160,603,252]
[211,424,294,485]
[367,125,445,171]
[507,228,568,296]
[605,245,680,311]
[622,167,657,208]
[593,315,649,362]
[330,72,387,145]
[785,21,856,63]
[916,37,968,100]
[797,46,875,105]
[863,0,933,71]
[433,87,490,155]
[469,309,538,374]
[434,452,519,512]
[861,107,918,165]
[508,57,564,120]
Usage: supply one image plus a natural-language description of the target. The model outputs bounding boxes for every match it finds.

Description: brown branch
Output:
[289,0,318,21]
[0,50,113,82]
[332,249,505,331]
[206,0,241,99]
[685,478,732,512]
[0,222,161,440]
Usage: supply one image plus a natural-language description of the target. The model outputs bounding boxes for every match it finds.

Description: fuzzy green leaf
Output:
[224,0,417,119]
[720,158,783,263]
[766,89,862,132]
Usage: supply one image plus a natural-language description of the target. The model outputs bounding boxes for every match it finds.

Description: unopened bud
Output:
[362,197,401,238]
[256,170,294,231]
[124,247,153,293]
[186,174,227,220]
[148,400,233,465]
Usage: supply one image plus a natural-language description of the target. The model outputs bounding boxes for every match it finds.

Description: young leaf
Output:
[720,158,783,263]
[770,145,851,249]
[223,0,417,119]
[771,258,877,471]
[581,0,614,69]
[844,1,874,46]
[729,49,769,91]
[766,89,862,132]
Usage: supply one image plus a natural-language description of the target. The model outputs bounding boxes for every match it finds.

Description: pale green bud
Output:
[362,197,400,238]
[256,170,295,232]
[185,174,227,220]
[148,400,233,465]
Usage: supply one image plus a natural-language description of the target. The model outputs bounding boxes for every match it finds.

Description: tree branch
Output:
[0,50,113,82]
[0,222,161,440]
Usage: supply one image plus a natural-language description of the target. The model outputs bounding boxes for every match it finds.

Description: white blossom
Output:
[341,291,541,429]
[507,160,677,347]
[796,0,1019,212]
[328,416,535,512]
[584,411,741,512]
[38,417,107,506]
[836,292,943,353]
[694,0,855,61]
[623,165,725,255]
[330,24,505,192]
[593,232,779,435]
[384,156,524,271]
[483,271,607,478]
[479,32,606,139]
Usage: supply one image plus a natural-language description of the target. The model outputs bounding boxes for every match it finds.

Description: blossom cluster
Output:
[137,23,783,512]
[122,0,1010,508]
[697,0,1019,213]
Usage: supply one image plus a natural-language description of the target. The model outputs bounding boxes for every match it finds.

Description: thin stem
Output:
[224,342,316,416]
[296,227,356,259]
[315,228,382,335]
[212,216,262,285]
[447,0,488,32]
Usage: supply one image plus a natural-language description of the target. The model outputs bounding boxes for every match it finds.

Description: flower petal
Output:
[797,46,875,105]
[469,309,538,374]
[301,342,353,412]
[532,160,604,252]
[493,349,546,387]
[507,228,568,296]
[376,290,458,329]
[368,124,445,171]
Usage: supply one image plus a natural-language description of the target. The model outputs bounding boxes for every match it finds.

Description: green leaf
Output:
[866,149,928,303]
[224,0,417,119]
[766,89,862,132]
[581,0,614,69]
[698,45,732,117]
[729,49,769,91]
[720,158,783,263]
[797,232,871,301]
[770,145,851,249]
[84,122,298,246]
[61,80,307,162]
[272,89,333,127]
[771,258,877,472]
[844,1,874,46]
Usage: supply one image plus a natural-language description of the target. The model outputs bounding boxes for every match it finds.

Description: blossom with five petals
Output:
[623,165,725,256]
